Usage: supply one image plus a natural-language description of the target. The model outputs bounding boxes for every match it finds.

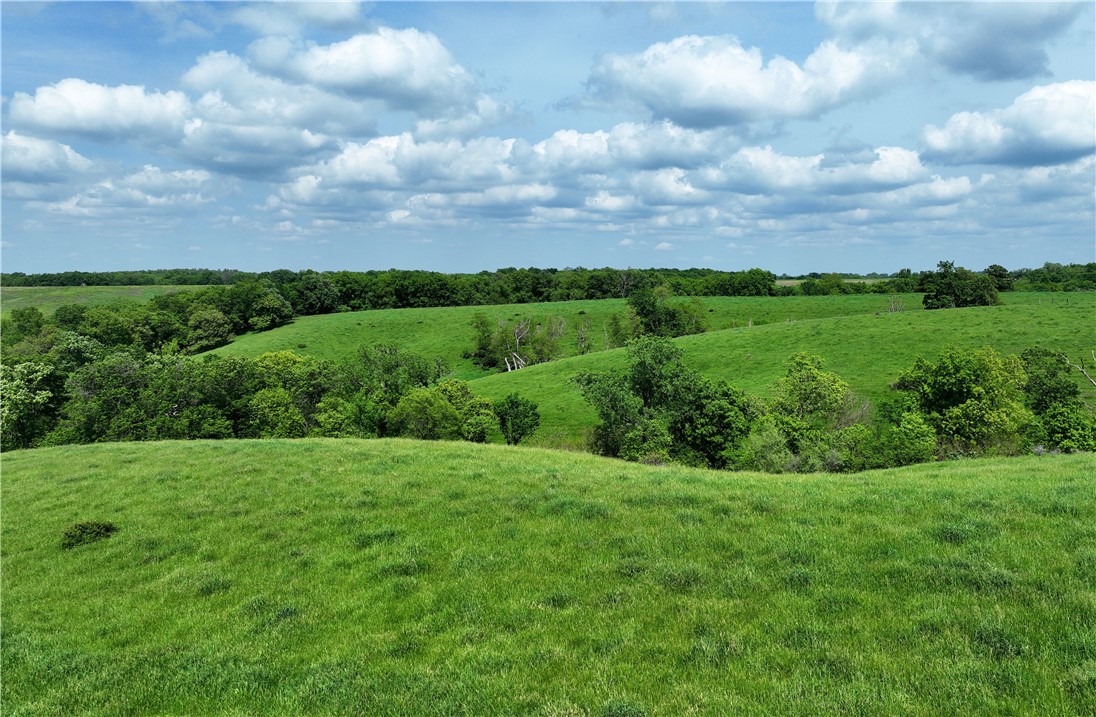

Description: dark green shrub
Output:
[494,392,541,445]
[604,701,646,717]
[61,521,118,549]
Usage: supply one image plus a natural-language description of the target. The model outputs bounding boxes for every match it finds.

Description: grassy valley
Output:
[208,293,923,378]
[3,440,1094,716]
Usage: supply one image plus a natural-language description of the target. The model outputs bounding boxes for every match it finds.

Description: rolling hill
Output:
[3,439,1093,716]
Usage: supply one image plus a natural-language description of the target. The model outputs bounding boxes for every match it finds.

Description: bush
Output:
[1038,402,1096,452]
[494,393,540,445]
[387,388,461,440]
[61,521,118,549]
[894,346,1031,454]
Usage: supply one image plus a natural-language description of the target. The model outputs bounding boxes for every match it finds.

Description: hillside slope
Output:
[3,440,1094,716]
[469,293,1096,448]
[208,294,923,378]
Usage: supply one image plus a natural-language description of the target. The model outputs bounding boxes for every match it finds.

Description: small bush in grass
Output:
[61,521,118,549]
[603,702,646,717]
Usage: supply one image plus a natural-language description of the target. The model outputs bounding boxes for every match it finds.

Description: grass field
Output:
[209,294,922,379]
[469,292,1096,449]
[2,440,1093,716]
[0,285,207,319]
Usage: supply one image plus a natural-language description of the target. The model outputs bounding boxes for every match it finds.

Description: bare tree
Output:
[1064,351,1096,388]
[618,269,634,298]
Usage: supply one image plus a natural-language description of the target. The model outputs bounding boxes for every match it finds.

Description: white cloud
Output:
[817,1,1086,81]
[8,78,190,140]
[182,119,330,177]
[231,2,366,37]
[45,165,216,217]
[183,51,376,137]
[250,28,478,113]
[581,34,910,127]
[705,144,928,195]
[923,81,1096,166]
[654,241,674,250]
[1,131,93,183]
[413,94,519,141]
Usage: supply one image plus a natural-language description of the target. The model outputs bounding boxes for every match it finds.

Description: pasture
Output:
[0,285,206,319]
[470,292,1096,449]
[209,293,922,378]
[2,440,1093,716]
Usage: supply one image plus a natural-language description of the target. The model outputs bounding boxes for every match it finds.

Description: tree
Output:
[1,362,60,450]
[436,379,495,442]
[667,377,754,468]
[573,336,753,467]
[894,346,1031,454]
[291,272,340,315]
[494,393,540,445]
[246,387,306,438]
[1020,347,1081,414]
[387,388,461,440]
[985,264,1013,292]
[7,307,46,343]
[187,307,233,352]
[248,290,294,331]
[921,261,1000,309]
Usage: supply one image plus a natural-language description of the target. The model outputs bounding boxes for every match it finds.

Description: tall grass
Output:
[3,440,1094,716]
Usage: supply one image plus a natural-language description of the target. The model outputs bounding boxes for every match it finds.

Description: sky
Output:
[1,1,1094,276]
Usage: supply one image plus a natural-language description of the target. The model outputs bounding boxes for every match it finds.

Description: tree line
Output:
[573,338,1096,472]
[4,261,1092,297]
[1,342,540,452]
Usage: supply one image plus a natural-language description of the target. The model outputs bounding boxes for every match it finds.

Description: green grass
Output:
[210,294,923,379]
[3,440,1093,716]
[469,292,1096,448]
[0,285,207,319]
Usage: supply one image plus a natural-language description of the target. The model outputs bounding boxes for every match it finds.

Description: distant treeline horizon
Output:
[3,262,1093,301]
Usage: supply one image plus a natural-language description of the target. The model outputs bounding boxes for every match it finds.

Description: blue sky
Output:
[2,1,1093,275]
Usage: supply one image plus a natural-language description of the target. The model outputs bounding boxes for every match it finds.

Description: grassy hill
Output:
[0,285,207,319]
[3,440,1093,716]
[209,294,922,379]
[470,292,1096,449]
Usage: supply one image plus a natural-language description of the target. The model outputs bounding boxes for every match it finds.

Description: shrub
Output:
[387,388,461,440]
[882,412,938,466]
[61,521,118,549]
[494,393,540,445]
[1038,402,1096,452]
[894,346,1031,454]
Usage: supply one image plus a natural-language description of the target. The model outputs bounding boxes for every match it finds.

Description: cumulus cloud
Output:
[705,144,928,195]
[817,1,1086,81]
[8,78,190,140]
[231,1,366,37]
[579,34,910,127]
[923,81,1096,166]
[413,94,520,141]
[182,119,330,177]
[250,28,479,113]
[46,165,215,217]
[539,121,736,173]
[1,131,93,184]
[183,51,376,137]
[292,133,520,194]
